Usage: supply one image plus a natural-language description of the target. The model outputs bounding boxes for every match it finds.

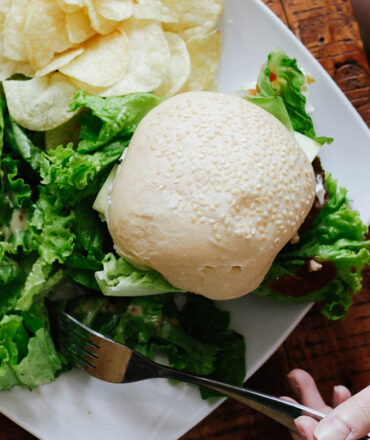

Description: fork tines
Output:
[55,309,134,383]
[56,311,100,370]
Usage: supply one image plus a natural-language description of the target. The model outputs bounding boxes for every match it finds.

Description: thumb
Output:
[314,385,370,440]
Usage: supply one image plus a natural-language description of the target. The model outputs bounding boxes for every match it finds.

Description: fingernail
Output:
[333,385,346,395]
[314,417,351,440]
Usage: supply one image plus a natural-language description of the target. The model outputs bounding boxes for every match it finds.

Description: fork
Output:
[55,309,368,437]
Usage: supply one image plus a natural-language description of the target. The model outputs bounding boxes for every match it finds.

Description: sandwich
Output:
[106,91,317,300]
[93,49,369,322]
[0,48,368,393]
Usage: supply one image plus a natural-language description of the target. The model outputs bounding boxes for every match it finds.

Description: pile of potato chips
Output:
[0,0,222,131]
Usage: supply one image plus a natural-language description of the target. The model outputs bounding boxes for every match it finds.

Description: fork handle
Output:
[159,367,370,439]
[153,364,324,434]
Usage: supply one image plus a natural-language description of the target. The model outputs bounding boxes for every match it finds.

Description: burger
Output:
[107,91,317,300]
[92,46,369,321]
[1,47,368,393]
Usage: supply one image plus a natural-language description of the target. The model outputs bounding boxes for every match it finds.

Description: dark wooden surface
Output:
[181,1,370,438]
[1,0,369,439]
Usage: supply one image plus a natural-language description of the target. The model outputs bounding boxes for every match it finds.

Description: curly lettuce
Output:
[0,91,168,391]
[254,174,370,319]
[67,293,245,399]
[95,253,183,296]
[0,304,62,390]
[70,91,163,153]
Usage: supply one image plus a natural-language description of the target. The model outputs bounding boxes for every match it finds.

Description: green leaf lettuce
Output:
[70,91,163,153]
[67,293,245,398]
[254,174,370,319]
[95,253,183,296]
[247,48,333,145]
[0,304,62,390]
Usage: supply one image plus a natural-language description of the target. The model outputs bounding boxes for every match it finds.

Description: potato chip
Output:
[0,55,17,81]
[163,0,223,39]
[154,32,190,97]
[24,0,71,69]
[134,0,177,23]
[0,1,30,80]
[3,73,78,131]
[95,0,133,21]
[101,20,170,96]
[36,48,84,77]
[208,77,219,92]
[3,0,28,61]
[60,30,129,87]
[12,61,36,78]
[179,30,221,92]
[174,23,220,41]
[45,115,81,150]
[85,0,118,34]
[66,9,96,44]
[0,0,11,27]
[66,77,106,95]
[55,0,84,13]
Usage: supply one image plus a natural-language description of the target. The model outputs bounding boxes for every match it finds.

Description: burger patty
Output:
[270,259,337,297]
[269,157,335,297]
[299,157,329,232]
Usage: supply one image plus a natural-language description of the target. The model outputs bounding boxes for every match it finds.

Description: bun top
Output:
[108,92,315,300]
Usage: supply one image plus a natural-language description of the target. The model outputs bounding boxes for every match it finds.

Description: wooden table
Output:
[1,0,369,439]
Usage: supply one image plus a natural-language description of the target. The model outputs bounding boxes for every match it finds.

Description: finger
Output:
[281,395,298,403]
[280,397,302,439]
[332,385,352,408]
[287,369,332,414]
[295,416,319,440]
[314,385,370,440]
[280,396,306,440]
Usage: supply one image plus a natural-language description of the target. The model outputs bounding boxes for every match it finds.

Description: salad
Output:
[0,0,369,399]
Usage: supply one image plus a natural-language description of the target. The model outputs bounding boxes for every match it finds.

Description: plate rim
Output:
[1,0,368,439]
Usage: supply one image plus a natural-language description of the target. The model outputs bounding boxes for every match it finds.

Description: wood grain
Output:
[1,0,369,439]
[270,0,370,125]
[181,274,370,440]
[180,1,370,438]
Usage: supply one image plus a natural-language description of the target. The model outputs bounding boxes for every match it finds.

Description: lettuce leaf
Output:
[181,295,246,398]
[0,97,5,181]
[65,199,105,290]
[247,95,294,132]
[4,117,42,172]
[254,174,370,319]
[0,255,23,286]
[67,202,104,268]
[3,229,34,256]
[95,253,183,296]
[28,187,75,264]
[69,91,163,153]
[1,155,32,209]
[40,141,126,205]
[0,304,62,390]
[0,314,26,390]
[67,293,245,398]
[8,186,75,312]
[0,91,175,392]
[249,48,333,145]
[16,257,63,312]
[15,327,62,388]
[0,144,35,317]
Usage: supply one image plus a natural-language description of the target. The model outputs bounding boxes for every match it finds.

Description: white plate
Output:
[1,1,369,439]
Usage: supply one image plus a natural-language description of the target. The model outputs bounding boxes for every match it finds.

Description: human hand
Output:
[285,369,370,440]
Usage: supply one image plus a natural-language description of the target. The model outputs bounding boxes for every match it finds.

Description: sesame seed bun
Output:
[107,92,315,300]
